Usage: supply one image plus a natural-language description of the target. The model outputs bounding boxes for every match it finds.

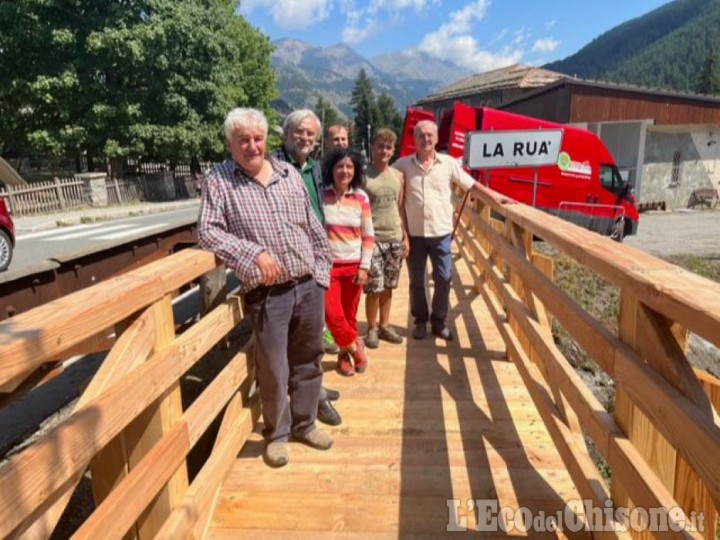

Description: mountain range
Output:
[270,39,471,118]
[271,0,720,119]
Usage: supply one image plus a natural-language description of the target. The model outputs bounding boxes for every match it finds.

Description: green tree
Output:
[314,96,340,134]
[375,92,403,139]
[0,0,276,168]
[696,45,720,94]
[350,69,379,156]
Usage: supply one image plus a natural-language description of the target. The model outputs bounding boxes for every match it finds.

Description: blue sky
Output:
[239,0,670,71]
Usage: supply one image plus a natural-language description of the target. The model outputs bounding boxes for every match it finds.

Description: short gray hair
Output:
[224,108,268,140]
[283,109,322,139]
[414,120,437,137]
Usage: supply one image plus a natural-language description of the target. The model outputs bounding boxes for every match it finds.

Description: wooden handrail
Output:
[0,248,254,539]
[1,184,718,538]
[453,184,719,537]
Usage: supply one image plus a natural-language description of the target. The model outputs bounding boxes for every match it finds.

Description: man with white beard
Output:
[271,109,343,427]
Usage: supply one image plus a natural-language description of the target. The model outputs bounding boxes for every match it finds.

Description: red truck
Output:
[400,102,639,240]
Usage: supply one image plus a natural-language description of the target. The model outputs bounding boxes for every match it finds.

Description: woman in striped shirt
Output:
[322,148,375,376]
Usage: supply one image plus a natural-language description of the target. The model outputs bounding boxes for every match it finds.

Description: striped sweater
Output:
[323,186,375,270]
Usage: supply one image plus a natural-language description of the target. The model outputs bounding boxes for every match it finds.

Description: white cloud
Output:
[417,0,522,72]
[446,0,489,32]
[532,38,559,53]
[243,0,331,29]
[343,20,379,44]
[340,0,433,46]
[489,29,509,46]
[368,0,429,11]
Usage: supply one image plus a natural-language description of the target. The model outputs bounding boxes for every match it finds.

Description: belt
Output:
[244,274,313,305]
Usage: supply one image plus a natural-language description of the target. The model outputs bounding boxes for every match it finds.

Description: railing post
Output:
[54,177,67,210]
[127,294,188,538]
[113,177,123,204]
[6,185,17,215]
[613,292,679,539]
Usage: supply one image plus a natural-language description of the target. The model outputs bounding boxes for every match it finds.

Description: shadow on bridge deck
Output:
[208,242,585,539]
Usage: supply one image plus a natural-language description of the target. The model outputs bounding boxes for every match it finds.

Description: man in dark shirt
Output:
[271,109,343,427]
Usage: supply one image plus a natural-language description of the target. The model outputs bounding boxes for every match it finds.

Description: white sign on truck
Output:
[464,129,563,169]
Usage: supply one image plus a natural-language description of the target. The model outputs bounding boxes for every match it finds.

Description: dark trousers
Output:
[245,279,325,442]
[407,234,453,328]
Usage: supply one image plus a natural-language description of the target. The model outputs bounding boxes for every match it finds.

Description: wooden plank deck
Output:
[209,245,584,538]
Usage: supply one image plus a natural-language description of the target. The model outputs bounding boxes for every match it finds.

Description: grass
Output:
[665,254,720,282]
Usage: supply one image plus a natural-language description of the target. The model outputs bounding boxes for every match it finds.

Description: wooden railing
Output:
[0,183,718,538]
[0,177,86,216]
[0,249,258,539]
[452,184,720,538]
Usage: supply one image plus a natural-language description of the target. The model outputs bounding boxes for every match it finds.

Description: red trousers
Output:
[325,262,362,348]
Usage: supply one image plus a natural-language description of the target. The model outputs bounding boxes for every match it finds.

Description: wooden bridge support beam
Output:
[614,293,719,539]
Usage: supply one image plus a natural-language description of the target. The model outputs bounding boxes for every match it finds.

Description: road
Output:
[624,209,720,257]
[9,207,199,273]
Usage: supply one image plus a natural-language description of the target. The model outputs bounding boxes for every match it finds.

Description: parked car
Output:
[0,197,15,271]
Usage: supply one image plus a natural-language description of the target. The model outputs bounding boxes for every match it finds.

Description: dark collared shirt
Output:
[198,157,332,293]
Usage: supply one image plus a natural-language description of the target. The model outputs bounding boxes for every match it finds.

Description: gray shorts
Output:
[364,240,404,294]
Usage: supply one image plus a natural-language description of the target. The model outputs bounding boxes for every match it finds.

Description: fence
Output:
[0,163,207,216]
[0,177,85,216]
[105,177,147,206]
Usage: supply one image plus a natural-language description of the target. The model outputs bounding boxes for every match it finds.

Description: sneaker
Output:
[324,330,339,354]
[351,338,368,373]
[365,327,379,349]
[412,323,427,340]
[378,326,403,344]
[337,352,355,376]
[293,428,333,450]
[432,325,455,341]
[264,441,289,467]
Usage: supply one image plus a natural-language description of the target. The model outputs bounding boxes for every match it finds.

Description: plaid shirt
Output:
[198,158,332,293]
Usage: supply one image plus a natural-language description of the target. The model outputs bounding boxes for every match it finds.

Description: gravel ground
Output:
[625,209,720,377]
[624,209,720,257]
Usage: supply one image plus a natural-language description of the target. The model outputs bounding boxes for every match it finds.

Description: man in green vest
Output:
[271,109,342,427]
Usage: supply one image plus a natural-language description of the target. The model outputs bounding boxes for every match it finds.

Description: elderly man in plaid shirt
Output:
[198,107,334,467]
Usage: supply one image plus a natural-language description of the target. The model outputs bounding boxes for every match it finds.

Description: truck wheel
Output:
[0,230,12,271]
[610,217,625,242]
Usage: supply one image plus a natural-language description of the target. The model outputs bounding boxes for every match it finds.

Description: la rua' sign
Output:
[464,129,563,169]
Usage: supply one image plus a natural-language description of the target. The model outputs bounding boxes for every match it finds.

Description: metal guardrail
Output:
[0,219,198,321]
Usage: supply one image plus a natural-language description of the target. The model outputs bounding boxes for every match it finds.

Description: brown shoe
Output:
[364,327,379,349]
[379,326,403,344]
[293,428,333,450]
[264,441,289,467]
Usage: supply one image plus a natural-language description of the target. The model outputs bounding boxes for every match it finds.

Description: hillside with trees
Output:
[545,0,720,94]
[0,0,276,169]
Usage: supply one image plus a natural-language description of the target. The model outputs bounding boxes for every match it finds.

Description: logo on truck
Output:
[557,151,592,177]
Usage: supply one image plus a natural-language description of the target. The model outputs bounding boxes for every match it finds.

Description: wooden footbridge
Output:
[1,184,719,539]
